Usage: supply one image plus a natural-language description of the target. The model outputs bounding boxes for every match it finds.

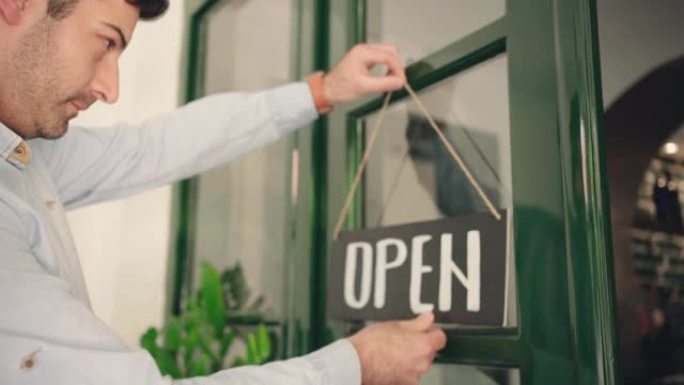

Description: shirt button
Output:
[20,350,39,371]
[45,200,56,210]
[7,141,32,169]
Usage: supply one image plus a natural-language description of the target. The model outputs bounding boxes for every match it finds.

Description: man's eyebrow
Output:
[101,22,128,50]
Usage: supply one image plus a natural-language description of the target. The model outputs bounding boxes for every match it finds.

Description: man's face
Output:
[4,0,138,139]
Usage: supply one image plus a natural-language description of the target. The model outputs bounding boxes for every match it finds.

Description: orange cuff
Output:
[307,71,333,115]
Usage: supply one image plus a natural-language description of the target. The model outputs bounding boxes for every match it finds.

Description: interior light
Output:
[663,142,679,155]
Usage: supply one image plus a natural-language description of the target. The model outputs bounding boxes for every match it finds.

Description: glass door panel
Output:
[363,54,511,226]
[365,0,505,61]
[191,0,296,358]
[360,54,516,327]
[323,54,517,382]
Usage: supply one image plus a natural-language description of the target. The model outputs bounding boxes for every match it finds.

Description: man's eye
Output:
[104,38,116,50]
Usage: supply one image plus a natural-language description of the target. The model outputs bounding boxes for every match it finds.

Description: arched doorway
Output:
[605,55,684,384]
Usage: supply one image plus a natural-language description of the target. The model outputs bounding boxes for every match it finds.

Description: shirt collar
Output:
[0,121,32,170]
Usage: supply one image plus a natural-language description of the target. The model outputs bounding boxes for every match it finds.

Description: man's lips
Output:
[66,100,93,119]
[70,101,89,111]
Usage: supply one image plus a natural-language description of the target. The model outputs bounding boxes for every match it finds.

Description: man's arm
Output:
[0,199,360,385]
[29,43,408,210]
[1,334,358,385]
[30,82,316,210]
[0,195,443,385]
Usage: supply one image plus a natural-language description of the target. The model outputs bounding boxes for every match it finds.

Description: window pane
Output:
[360,54,516,326]
[366,0,505,62]
[204,1,293,92]
[193,0,294,323]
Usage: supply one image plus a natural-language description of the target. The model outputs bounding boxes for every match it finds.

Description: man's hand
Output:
[348,312,447,385]
[323,44,406,106]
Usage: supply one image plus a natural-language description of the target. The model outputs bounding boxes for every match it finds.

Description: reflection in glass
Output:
[363,55,511,227]
[359,54,516,327]
[422,364,519,385]
[631,139,684,382]
[193,1,294,322]
[366,0,505,63]
[204,0,293,93]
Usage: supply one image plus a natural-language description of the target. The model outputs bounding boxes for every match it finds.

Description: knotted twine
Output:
[332,81,502,240]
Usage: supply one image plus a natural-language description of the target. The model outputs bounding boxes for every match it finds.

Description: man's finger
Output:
[368,44,404,72]
[367,43,399,53]
[359,75,404,93]
[360,47,406,84]
[399,312,435,332]
[427,327,447,350]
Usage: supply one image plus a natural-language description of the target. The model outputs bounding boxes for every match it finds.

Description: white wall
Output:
[66,1,184,348]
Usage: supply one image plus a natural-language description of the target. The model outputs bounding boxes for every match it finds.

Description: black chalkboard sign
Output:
[327,211,508,326]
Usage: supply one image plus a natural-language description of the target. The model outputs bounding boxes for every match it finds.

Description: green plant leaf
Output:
[246,333,258,364]
[183,328,199,371]
[257,325,271,362]
[156,349,182,379]
[232,357,247,368]
[200,262,227,336]
[140,262,272,376]
[197,324,221,364]
[140,327,159,355]
[163,317,183,352]
[219,329,237,358]
[188,353,212,377]
[186,297,198,313]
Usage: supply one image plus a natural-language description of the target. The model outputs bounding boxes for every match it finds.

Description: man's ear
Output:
[0,0,26,24]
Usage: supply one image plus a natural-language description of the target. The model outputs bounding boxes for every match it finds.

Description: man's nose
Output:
[90,57,120,104]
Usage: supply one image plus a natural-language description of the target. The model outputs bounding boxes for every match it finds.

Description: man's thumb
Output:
[399,312,434,332]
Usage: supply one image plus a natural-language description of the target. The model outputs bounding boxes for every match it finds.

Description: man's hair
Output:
[47,0,169,20]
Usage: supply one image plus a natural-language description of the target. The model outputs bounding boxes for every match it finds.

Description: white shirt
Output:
[0,82,361,385]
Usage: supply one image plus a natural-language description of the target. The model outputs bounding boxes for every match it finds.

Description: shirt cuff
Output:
[264,82,319,137]
[305,339,361,385]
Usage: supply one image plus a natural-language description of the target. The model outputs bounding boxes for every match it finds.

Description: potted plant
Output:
[140,262,272,378]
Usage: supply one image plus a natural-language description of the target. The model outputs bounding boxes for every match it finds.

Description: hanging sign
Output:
[327,210,507,326]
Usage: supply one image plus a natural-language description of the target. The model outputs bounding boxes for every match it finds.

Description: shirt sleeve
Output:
[0,201,361,385]
[29,82,318,210]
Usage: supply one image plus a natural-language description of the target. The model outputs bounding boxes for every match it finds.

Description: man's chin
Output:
[37,122,69,140]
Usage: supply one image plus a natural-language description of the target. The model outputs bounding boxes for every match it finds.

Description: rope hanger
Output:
[332,81,502,240]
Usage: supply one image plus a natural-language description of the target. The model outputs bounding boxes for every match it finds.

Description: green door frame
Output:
[317,0,621,384]
[166,0,213,318]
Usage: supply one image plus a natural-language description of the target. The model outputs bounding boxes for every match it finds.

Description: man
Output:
[0,0,447,384]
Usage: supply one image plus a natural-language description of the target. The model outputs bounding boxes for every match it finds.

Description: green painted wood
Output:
[167,0,217,316]
[308,0,332,353]
[552,0,621,382]
[438,333,523,367]
[509,0,620,383]
[508,1,575,383]
[169,0,235,318]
